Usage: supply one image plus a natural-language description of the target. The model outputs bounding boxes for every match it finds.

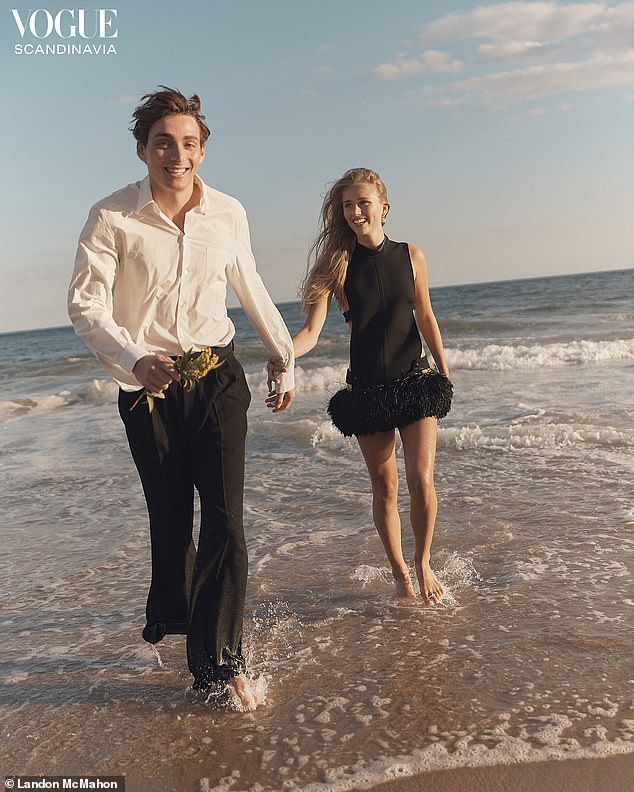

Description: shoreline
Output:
[364,753,634,792]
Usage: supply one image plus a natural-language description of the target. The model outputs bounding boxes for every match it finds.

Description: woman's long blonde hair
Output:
[301,168,389,311]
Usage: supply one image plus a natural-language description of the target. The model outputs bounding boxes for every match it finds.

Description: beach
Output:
[1,268,632,791]
[367,754,634,792]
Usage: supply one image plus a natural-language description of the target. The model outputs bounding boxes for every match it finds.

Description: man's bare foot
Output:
[417,561,445,605]
[228,674,261,711]
[393,567,417,598]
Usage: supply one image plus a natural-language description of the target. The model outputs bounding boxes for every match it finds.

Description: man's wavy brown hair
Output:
[130,86,211,146]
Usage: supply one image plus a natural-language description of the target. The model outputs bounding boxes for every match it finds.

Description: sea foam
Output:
[439,421,633,451]
[446,337,634,371]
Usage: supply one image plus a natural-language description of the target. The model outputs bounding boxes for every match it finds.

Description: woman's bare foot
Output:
[228,674,261,711]
[393,567,417,598]
[417,561,445,605]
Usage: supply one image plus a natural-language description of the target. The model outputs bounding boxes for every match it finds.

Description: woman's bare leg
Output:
[356,430,416,597]
[399,418,445,604]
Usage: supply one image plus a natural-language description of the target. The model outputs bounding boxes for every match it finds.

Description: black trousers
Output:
[118,347,251,683]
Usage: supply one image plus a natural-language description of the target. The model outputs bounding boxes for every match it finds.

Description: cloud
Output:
[111,95,139,105]
[373,1,633,107]
[421,1,611,44]
[452,51,634,106]
[374,50,463,80]
[477,39,560,62]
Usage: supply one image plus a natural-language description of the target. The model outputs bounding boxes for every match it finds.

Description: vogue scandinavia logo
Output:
[11,8,118,55]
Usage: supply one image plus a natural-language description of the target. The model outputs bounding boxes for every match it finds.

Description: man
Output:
[68,87,295,709]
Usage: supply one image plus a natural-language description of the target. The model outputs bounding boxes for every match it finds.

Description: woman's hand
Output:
[265,386,295,413]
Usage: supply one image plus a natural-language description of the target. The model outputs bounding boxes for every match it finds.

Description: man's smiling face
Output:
[137,114,205,197]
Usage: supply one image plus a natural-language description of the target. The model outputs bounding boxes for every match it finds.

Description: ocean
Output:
[1,268,633,791]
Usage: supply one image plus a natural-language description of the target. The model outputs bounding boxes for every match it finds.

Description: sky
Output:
[0,0,632,332]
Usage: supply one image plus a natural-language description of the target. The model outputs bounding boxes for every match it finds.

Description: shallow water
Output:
[1,269,633,790]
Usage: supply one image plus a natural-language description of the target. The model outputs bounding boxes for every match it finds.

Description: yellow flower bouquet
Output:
[131,347,224,413]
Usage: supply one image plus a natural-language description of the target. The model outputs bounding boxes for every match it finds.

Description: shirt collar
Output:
[136,175,154,212]
[135,174,208,214]
[196,175,208,213]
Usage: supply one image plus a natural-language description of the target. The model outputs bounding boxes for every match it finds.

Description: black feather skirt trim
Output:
[327,370,453,437]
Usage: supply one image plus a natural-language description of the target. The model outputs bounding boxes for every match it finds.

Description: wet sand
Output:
[366,753,634,792]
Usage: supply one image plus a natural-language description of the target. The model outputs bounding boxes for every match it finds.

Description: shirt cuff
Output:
[277,369,295,393]
[119,343,150,375]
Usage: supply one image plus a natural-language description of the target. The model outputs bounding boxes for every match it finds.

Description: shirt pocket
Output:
[118,231,180,298]
[190,245,232,321]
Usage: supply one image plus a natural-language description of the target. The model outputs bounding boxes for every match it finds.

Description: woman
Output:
[269,168,452,603]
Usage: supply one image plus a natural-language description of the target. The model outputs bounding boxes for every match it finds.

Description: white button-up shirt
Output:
[68,175,294,392]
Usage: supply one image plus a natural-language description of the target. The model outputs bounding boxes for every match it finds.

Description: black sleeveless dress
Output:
[327,238,453,436]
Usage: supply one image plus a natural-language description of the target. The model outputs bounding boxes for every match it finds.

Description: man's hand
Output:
[133,353,180,393]
[267,356,287,392]
[266,386,295,413]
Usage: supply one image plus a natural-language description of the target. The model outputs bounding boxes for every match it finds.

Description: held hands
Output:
[266,356,294,413]
[133,353,180,393]
[267,356,286,392]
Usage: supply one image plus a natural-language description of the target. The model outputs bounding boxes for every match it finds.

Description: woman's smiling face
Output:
[342,183,389,246]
